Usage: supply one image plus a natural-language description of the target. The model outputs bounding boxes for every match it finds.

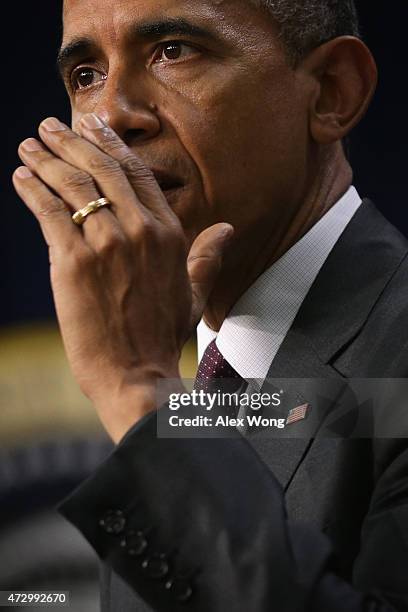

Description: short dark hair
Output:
[257,0,360,63]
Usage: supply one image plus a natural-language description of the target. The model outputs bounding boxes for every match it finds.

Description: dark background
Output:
[2,1,407,327]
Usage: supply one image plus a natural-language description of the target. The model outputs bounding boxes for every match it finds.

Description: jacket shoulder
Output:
[333,204,408,376]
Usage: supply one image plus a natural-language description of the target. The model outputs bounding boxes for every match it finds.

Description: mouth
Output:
[151,169,185,195]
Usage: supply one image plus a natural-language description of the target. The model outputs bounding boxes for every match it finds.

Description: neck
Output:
[203,147,353,331]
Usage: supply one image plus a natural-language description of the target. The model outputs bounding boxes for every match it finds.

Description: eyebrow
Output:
[134,17,218,41]
[57,38,94,78]
[57,17,220,78]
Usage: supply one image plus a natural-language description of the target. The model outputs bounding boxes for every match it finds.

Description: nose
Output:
[93,74,161,147]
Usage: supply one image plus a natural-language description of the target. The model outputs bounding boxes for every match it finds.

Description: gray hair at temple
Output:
[255,0,361,64]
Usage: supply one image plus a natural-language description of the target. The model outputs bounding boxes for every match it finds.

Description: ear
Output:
[301,36,378,144]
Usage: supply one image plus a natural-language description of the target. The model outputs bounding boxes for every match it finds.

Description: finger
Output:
[12,166,82,253]
[19,138,102,211]
[18,137,122,250]
[37,117,157,227]
[77,113,179,224]
[188,223,234,325]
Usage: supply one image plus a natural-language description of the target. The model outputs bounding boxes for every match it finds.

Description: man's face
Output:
[61,0,312,245]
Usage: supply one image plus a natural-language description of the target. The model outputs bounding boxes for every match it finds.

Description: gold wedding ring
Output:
[72,197,111,226]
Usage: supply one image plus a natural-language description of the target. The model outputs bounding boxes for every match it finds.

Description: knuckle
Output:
[127,224,144,244]
[57,130,77,146]
[188,253,214,265]
[62,170,94,191]
[97,230,127,256]
[129,217,156,242]
[99,132,125,153]
[69,246,96,270]
[88,154,121,176]
[121,155,154,181]
[141,216,156,234]
[37,196,67,218]
[127,224,142,243]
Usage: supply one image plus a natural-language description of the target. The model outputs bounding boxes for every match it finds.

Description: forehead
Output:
[62,0,272,46]
[64,0,237,21]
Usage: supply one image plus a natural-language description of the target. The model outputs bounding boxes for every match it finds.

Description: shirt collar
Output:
[197,186,362,384]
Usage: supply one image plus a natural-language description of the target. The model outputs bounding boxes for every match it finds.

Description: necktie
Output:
[194,340,244,417]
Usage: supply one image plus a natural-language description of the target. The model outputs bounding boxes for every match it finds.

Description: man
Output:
[12,0,408,610]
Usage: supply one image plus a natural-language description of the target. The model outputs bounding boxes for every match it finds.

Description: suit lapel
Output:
[247,200,408,490]
[247,332,344,490]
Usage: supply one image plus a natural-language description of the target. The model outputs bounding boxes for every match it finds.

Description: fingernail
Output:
[221,224,234,238]
[15,166,33,179]
[41,117,67,132]
[81,113,106,130]
[21,138,44,152]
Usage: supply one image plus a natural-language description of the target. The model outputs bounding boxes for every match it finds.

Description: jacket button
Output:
[120,531,148,557]
[142,553,170,579]
[166,577,193,603]
[99,510,126,535]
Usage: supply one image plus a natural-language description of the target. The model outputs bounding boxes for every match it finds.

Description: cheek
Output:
[162,74,309,219]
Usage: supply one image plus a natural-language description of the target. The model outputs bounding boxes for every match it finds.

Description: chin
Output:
[162,186,195,224]
[164,189,200,239]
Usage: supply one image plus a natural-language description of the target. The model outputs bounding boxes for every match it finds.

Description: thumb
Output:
[187,222,234,324]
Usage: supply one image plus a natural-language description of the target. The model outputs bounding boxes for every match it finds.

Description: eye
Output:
[71,67,107,91]
[153,41,199,64]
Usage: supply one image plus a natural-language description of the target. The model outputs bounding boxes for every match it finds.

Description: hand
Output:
[13,114,233,442]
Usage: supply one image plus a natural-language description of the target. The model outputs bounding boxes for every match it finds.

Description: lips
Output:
[151,168,184,193]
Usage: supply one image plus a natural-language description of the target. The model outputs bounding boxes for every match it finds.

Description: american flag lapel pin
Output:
[286,403,310,426]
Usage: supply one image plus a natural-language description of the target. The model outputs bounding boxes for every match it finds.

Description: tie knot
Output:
[194,339,242,393]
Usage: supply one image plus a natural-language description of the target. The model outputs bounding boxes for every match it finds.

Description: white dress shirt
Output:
[197,186,362,386]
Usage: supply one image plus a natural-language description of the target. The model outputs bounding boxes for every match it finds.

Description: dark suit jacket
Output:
[59,200,408,611]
